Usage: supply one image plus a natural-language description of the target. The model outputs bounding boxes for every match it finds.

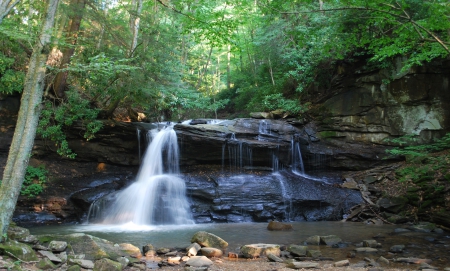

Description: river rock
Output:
[377,256,389,264]
[334,259,350,267]
[119,243,141,258]
[187,243,201,256]
[267,221,293,231]
[305,235,320,245]
[306,249,322,258]
[363,240,380,248]
[143,244,155,256]
[389,244,405,253]
[168,256,181,264]
[69,258,95,269]
[191,231,228,249]
[286,261,320,269]
[48,240,67,252]
[320,235,342,246]
[287,245,307,256]
[7,226,37,244]
[93,258,122,271]
[200,247,223,258]
[267,253,284,262]
[240,244,280,258]
[37,258,57,270]
[156,247,171,254]
[185,256,213,267]
[39,250,63,263]
[0,240,38,262]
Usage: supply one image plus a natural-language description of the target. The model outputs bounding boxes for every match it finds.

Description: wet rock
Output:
[0,240,38,261]
[305,235,320,245]
[156,248,171,254]
[185,256,213,267]
[342,179,359,189]
[408,222,436,233]
[267,221,293,231]
[306,249,321,258]
[191,231,228,249]
[200,247,223,258]
[394,228,410,233]
[320,235,342,246]
[334,259,350,267]
[48,240,67,252]
[389,244,405,253]
[287,245,307,256]
[286,261,319,269]
[240,244,280,258]
[187,243,201,256]
[93,258,122,271]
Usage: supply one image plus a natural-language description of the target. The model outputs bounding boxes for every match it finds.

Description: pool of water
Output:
[29,222,399,250]
[28,221,450,269]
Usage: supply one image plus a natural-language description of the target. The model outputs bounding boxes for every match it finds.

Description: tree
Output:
[0,0,20,24]
[0,0,59,241]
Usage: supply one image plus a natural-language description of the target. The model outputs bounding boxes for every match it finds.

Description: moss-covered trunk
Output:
[0,0,59,241]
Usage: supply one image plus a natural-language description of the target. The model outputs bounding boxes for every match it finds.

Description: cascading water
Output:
[88,126,194,225]
[291,137,305,174]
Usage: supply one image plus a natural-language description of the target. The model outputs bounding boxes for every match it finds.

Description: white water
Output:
[88,126,194,225]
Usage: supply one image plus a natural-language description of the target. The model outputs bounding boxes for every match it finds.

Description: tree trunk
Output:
[52,0,85,99]
[129,0,143,57]
[0,0,59,241]
[0,0,20,24]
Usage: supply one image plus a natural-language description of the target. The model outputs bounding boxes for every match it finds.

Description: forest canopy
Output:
[0,0,449,123]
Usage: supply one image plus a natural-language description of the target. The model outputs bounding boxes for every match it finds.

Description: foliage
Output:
[37,91,103,158]
[20,165,48,198]
[386,133,450,158]
[0,52,25,94]
[262,93,307,116]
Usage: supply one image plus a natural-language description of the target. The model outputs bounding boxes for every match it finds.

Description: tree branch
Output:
[155,0,207,24]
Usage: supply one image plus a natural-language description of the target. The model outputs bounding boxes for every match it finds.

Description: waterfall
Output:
[88,126,194,225]
[291,137,305,174]
[136,128,141,162]
[222,133,253,170]
[273,173,292,221]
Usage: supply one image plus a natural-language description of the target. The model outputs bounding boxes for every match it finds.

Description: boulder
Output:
[334,259,350,267]
[287,245,307,256]
[389,245,405,253]
[118,243,141,258]
[0,240,38,262]
[93,258,123,271]
[320,235,342,246]
[305,235,320,245]
[7,226,37,244]
[48,240,67,252]
[69,258,95,269]
[200,247,223,257]
[240,243,280,259]
[39,250,63,263]
[185,256,213,267]
[267,253,284,262]
[191,231,228,249]
[35,233,134,260]
[267,221,293,231]
[187,243,201,256]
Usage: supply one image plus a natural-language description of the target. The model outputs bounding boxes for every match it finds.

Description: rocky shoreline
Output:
[1,221,449,271]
